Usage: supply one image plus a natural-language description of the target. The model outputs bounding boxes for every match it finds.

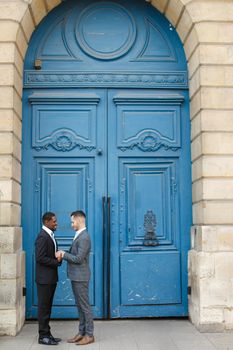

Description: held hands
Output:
[55,250,65,262]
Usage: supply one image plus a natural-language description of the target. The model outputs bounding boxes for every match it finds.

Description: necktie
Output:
[51,232,57,251]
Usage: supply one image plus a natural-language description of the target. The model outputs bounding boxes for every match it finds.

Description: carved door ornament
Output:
[143,210,159,246]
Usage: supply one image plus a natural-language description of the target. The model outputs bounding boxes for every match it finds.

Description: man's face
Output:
[45,216,57,231]
[71,215,80,231]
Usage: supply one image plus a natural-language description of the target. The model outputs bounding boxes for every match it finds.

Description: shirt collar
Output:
[74,227,86,240]
[42,225,54,236]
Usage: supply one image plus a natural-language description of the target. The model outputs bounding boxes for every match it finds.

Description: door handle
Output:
[97,148,103,156]
[107,196,111,319]
[102,196,111,319]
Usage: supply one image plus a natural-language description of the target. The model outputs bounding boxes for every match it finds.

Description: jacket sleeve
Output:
[63,236,90,265]
[35,235,60,268]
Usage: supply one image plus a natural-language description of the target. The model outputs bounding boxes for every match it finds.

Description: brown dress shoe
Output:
[67,334,84,343]
[75,335,94,345]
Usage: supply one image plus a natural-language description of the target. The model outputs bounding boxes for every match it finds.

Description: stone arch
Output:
[1,0,233,335]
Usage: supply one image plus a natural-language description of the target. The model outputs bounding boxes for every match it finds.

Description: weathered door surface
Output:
[22,0,191,319]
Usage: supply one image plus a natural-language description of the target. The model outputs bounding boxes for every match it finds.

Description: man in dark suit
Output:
[35,212,62,345]
[56,210,94,345]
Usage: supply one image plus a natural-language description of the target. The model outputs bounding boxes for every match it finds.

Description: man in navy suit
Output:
[35,212,62,345]
[56,210,94,345]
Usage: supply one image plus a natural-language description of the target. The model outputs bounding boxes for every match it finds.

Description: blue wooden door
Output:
[22,0,192,319]
[108,89,191,317]
[22,90,107,318]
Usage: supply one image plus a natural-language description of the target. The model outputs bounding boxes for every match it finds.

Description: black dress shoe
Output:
[50,335,62,342]
[38,337,58,345]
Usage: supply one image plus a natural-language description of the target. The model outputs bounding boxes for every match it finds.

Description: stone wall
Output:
[0,0,232,335]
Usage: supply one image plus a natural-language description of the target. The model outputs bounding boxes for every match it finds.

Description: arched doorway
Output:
[22,0,191,319]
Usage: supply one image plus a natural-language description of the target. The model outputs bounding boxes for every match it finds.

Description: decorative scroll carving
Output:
[119,132,179,152]
[24,71,188,89]
[170,177,177,196]
[33,130,95,152]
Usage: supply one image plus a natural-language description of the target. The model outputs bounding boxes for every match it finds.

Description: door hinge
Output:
[23,287,26,296]
[187,286,191,295]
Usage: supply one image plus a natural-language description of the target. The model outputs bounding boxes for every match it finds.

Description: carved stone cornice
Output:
[24,70,188,89]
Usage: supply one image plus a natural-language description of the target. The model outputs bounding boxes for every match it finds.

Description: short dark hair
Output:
[70,210,86,219]
[42,212,56,223]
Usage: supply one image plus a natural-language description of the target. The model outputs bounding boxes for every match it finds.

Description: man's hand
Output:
[55,250,65,262]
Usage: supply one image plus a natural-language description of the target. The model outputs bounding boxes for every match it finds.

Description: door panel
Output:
[108,89,190,317]
[23,90,106,318]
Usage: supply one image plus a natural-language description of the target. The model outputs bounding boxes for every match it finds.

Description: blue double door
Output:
[23,87,191,319]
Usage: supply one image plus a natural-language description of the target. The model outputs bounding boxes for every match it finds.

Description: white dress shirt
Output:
[42,225,57,252]
[73,227,86,241]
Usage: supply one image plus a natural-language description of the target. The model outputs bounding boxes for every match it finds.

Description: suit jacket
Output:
[63,230,91,282]
[35,229,60,284]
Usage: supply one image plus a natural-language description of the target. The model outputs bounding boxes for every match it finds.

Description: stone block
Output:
[0,227,22,254]
[0,250,24,279]
[196,22,233,44]
[0,155,21,181]
[199,110,233,132]
[0,111,21,140]
[224,309,233,330]
[151,0,169,14]
[190,90,201,119]
[200,44,233,65]
[176,8,193,42]
[0,110,13,132]
[16,26,28,59]
[0,180,21,203]
[205,201,233,225]
[21,7,35,42]
[0,43,15,63]
[191,113,201,140]
[0,279,17,309]
[192,201,204,225]
[0,21,18,41]
[215,252,233,280]
[186,0,233,22]
[14,46,24,78]
[45,0,62,12]
[0,65,14,85]
[202,132,233,155]
[199,279,230,308]
[200,307,224,324]
[0,2,27,22]
[193,177,233,203]
[0,87,13,109]
[189,68,200,100]
[202,155,233,177]
[0,132,21,161]
[192,156,202,182]
[0,309,18,336]
[30,0,47,26]
[0,132,13,154]
[184,27,199,61]
[0,203,21,226]
[188,46,200,78]
[202,87,233,109]
[191,134,202,161]
[204,179,233,200]
[188,301,200,329]
[165,0,184,27]
[13,90,22,120]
